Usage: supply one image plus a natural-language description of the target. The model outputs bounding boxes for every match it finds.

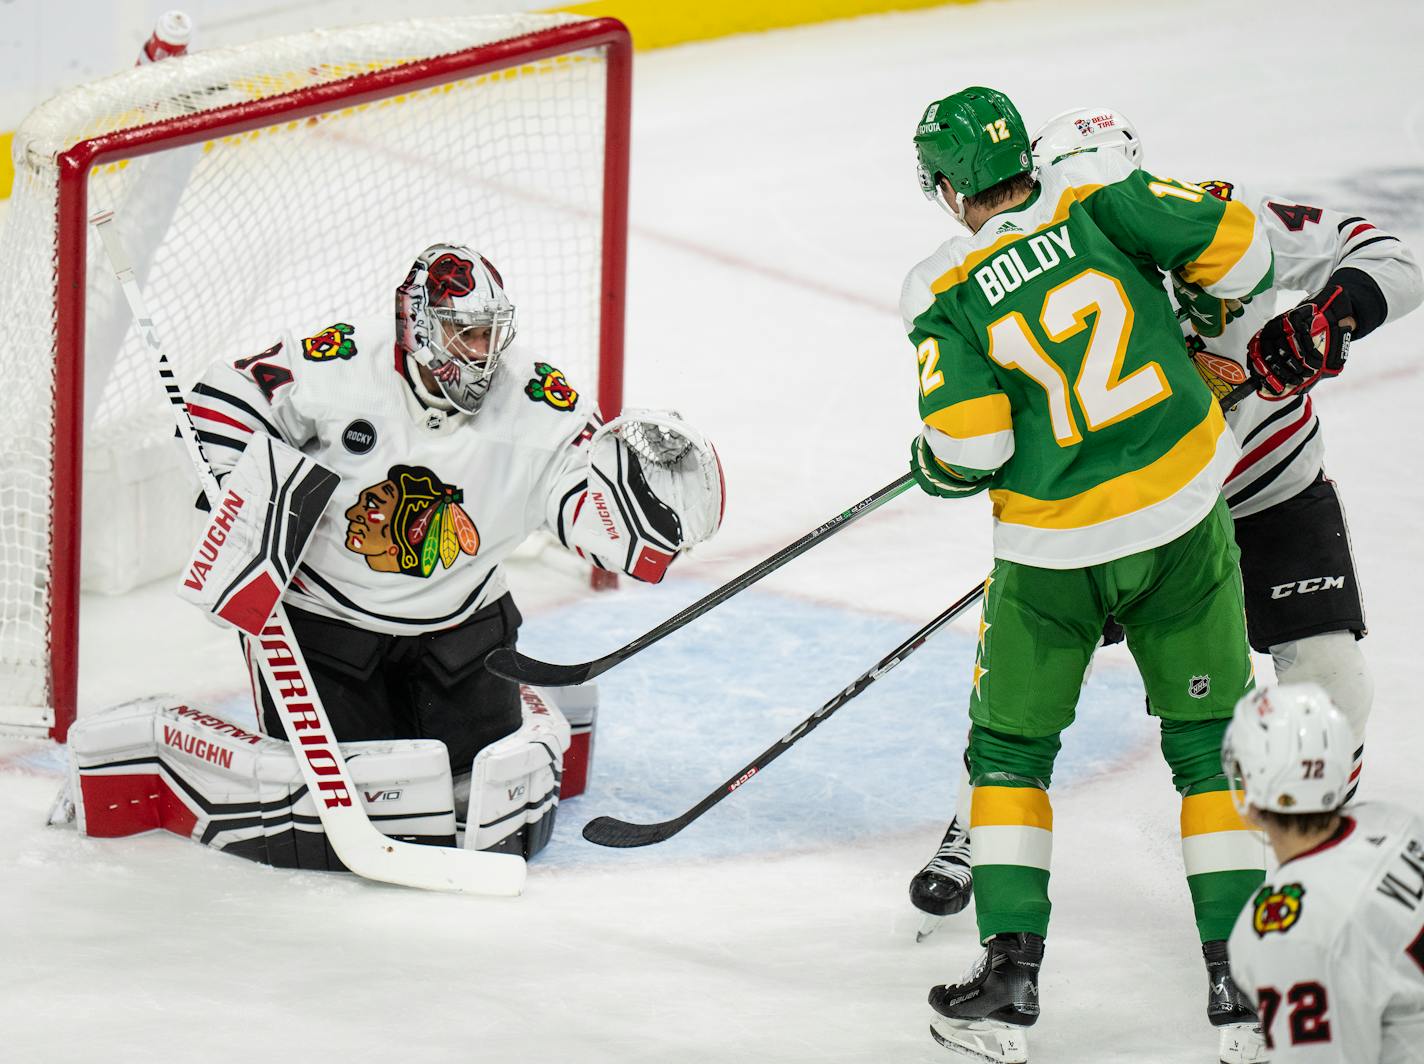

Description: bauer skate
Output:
[1204,940,1269,1063]
[928,932,1041,1063]
[911,815,972,941]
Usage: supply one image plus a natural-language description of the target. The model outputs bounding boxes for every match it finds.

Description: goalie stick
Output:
[486,473,915,686]
[581,578,987,848]
[90,210,525,897]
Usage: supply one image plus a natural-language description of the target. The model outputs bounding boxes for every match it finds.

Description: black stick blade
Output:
[581,814,687,848]
[484,646,596,687]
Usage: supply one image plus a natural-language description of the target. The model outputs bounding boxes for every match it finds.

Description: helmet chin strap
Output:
[405,349,457,412]
[932,180,972,231]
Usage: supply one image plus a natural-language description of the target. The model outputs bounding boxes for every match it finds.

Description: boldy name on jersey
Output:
[975,226,1077,306]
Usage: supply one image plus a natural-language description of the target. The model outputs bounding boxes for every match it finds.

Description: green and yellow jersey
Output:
[902,150,1274,568]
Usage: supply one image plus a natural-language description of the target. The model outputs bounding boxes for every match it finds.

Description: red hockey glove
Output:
[1247,284,1353,399]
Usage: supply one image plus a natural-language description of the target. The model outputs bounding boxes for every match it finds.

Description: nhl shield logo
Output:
[1189,675,1211,699]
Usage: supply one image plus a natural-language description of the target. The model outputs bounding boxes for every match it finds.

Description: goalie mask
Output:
[1031,107,1143,170]
[396,244,516,415]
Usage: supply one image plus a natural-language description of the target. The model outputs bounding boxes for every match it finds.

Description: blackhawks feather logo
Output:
[1186,335,1250,402]
[344,464,479,577]
[302,323,357,361]
[1252,882,1306,937]
[525,361,578,411]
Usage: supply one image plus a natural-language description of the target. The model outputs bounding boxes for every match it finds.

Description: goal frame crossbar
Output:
[39,17,631,741]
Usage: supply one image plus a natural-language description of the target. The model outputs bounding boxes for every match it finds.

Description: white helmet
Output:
[1031,107,1143,170]
[395,243,516,416]
[1221,683,1355,816]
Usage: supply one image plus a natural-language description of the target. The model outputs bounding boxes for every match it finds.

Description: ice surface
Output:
[3,0,1423,1060]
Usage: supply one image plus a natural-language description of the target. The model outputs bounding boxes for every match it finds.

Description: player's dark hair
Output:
[966,172,1036,214]
[1253,807,1342,836]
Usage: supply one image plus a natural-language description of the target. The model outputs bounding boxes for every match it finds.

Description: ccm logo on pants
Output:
[1271,576,1346,599]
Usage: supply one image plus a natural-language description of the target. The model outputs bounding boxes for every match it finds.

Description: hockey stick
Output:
[581,578,987,847]
[485,473,915,687]
[1221,378,1257,408]
[90,210,525,896]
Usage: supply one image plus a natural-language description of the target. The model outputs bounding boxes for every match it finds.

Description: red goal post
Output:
[0,15,630,742]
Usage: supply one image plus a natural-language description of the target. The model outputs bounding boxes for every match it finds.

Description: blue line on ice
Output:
[519,580,1156,868]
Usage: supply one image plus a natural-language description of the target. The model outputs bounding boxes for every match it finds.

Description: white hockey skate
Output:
[1217,1023,1270,1064]
[929,1018,1028,1063]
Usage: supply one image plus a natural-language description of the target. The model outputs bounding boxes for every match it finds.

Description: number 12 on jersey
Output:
[985,269,1171,446]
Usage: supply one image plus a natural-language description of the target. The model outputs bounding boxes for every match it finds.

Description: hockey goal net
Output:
[0,14,630,741]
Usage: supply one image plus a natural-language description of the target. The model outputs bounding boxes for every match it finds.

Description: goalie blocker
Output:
[59,685,596,869]
[176,432,339,637]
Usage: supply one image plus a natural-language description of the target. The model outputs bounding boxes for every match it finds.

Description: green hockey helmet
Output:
[914,87,1032,213]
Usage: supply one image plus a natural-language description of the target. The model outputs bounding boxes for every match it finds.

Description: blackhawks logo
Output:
[302,322,357,361]
[1186,335,1250,402]
[344,464,479,578]
[1252,883,1306,937]
[525,361,579,411]
[1201,179,1235,202]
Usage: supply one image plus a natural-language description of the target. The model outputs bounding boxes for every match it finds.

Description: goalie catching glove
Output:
[567,408,724,583]
[176,433,339,635]
[1247,282,1354,399]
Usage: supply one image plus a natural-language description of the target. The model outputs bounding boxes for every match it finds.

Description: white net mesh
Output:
[0,14,621,733]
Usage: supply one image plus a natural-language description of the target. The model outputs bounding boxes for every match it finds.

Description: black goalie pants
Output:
[244,594,523,774]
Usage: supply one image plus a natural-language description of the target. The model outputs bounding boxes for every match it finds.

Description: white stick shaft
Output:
[90,211,222,503]
[87,209,524,896]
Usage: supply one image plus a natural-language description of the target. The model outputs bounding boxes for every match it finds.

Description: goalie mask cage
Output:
[0,14,630,742]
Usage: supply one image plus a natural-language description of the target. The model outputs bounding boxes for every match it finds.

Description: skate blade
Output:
[929,1016,1028,1063]
[916,914,946,942]
[46,779,75,828]
[1218,1023,1268,1064]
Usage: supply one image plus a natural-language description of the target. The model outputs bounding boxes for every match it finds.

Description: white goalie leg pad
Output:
[551,682,598,799]
[463,686,572,858]
[1270,631,1373,743]
[64,697,456,870]
[175,433,340,636]
[571,408,725,583]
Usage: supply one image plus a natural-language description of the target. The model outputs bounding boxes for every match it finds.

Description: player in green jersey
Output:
[904,87,1275,1064]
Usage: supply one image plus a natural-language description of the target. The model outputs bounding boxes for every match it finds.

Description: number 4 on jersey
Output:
[1267,201,1323,232]
[233,343,294,401]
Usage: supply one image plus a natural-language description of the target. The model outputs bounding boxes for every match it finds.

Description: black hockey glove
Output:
[1247,284,1353,399]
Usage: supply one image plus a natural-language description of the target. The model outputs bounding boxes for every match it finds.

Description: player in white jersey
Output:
[910,106,1424,936]
[179,243,723,848]
[1223,684,1424,1062]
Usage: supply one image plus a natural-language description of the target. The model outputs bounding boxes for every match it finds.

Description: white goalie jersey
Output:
[1174,181,1422,517]
[189,314,643,635]
[1227,803,1424,1063]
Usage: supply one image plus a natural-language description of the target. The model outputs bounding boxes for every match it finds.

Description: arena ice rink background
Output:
[3,0,1423,1059]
